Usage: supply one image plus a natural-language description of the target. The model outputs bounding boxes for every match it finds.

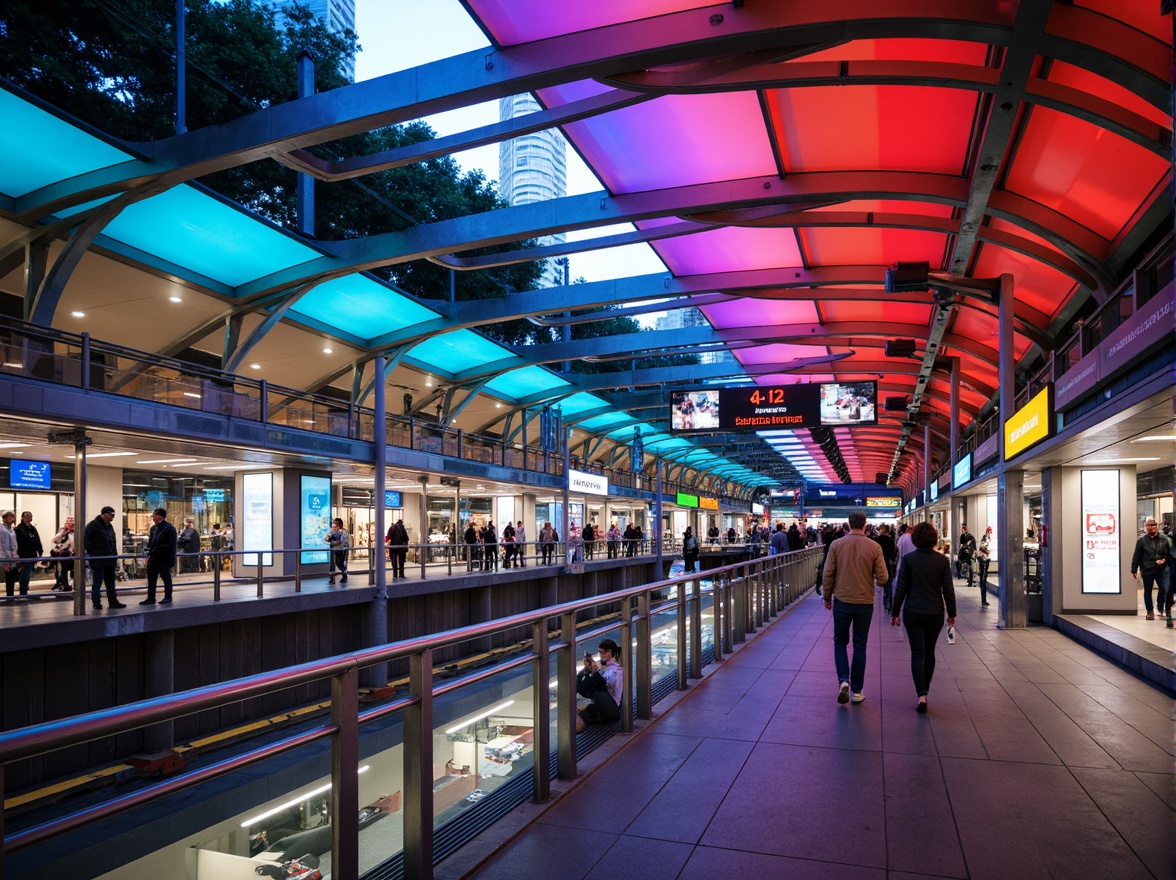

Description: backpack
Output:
[685,536,697,552]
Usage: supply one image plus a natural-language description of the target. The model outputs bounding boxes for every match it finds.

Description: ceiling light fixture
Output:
[250,363,261,370]
[71,311,85,318]
[169,296,182,303]
[1087,457,1160,464]
[1129,435,1176,443]
[183,392,202,399]
[137,458,199,465]
[240,766,370,827]
[444,700,515,735]
[323,347,333,354]
[67,451,137,459]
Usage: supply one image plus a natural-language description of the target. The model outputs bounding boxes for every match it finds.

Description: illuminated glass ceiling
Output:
[1,1,1170,497]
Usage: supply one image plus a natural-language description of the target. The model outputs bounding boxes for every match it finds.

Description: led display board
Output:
[952,453,972,490]
[568,469,608,495]
[865,496,900,508]
[9,460,51,490]
[670,381,877,433]
[676,492,699,508]
[204,488,226,502]
[385,490,402,509]
[241,472,273,567]
[1004,386,1053,460]
[300,475,331,564]
[699,497,719,510]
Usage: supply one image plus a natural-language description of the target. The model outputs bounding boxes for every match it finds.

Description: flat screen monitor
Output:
[670,381,877,433]
[9,460,51,490]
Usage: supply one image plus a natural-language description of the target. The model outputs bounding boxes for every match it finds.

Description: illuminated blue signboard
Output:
[9,460,50,490]
[952,453,972,490]
[385,490,402,508]
[300,475,331,564]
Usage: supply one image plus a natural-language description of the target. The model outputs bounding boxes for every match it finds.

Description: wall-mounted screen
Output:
[670,382,877,433]
[241,472,273,567]
[300,475,331,564]
[1081,470,1120,594]
[385,490,402,509]
[9,460,51,490]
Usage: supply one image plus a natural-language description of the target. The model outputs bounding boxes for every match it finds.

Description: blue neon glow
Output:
[0,90,134,198]
[577,413,635,433]
[103,186,322,287]
[484,366,571,401]
[291,275,441,341]
[407,330,516,376]
[558,393,613,418]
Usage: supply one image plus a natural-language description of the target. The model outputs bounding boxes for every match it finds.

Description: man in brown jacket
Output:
[822,510,888,705]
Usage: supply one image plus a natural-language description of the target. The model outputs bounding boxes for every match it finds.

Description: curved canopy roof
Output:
[0,1,1170,496]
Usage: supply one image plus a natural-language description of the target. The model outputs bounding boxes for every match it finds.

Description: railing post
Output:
[259,379,268,424]
[620,594,634,733]
[712,573,724,662]
[256,556,264,598]
[689,578,702,680]
[213,555,221,601]
[557,610,577,780]
[636,590,652,719]
[80,332,91,390]
[531,620,551,802]
[676,579,688,690]
[405,648,434,880]
[294,552,302,593]
[733,564,747,644]
[331,664,359,880]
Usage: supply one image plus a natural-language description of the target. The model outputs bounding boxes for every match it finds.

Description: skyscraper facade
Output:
[498,94,567,288]
[269,0,356,80]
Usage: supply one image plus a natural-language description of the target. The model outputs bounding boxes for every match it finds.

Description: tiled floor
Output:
[463,586,1175,880]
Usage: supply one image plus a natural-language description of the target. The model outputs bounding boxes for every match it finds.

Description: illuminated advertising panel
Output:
[568,469,608,495]
[676,492,699,508]
[952,453,972,490]
[1004,386,1053,460]
[1081,470,1120,594]
[865,497,900,508]
[930,482,939,501]
[241,472,273,567]
[300,475,331,564]
[670,382,877,432]
[699,497,719,510]
[385,490,402,508]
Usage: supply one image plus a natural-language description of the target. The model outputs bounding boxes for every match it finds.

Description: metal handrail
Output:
[0,548,821,879]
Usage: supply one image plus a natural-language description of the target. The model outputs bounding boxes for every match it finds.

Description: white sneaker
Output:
[837,682,850,704]
[851,691,866,704]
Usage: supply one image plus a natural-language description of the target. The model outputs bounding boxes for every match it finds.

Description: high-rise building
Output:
[655,307,730,364]
[268,0,356,81]
[498,94,567,288]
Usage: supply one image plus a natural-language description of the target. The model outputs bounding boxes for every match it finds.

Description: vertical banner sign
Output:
[1081,470,1120,594]
[630,427,643,473]
[241,472,273,567]
[301,475,331,564]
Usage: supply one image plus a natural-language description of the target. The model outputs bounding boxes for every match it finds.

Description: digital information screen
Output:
[9,460,51,490]
[671,381,876,433]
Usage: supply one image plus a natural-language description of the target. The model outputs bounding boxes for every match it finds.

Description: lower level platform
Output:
[449,582,1174,880]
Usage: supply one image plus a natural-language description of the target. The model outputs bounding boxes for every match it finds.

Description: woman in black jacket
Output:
[890,521,956,712]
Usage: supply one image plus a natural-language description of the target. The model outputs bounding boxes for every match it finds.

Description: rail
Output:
[0,548,821,879]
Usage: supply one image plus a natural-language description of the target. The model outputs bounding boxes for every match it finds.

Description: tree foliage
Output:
[0,0,545,341]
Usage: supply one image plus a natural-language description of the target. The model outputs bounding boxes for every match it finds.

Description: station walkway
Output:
[453,584,1175,880]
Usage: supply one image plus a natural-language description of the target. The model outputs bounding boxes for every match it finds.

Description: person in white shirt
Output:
[575,638,623,731]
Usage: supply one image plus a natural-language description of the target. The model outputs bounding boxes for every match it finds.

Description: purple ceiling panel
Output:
[466,0,712,46]
[548,91,776,193]
[701,297,819,330]
[653,226,806,276]
[734,343,831,366]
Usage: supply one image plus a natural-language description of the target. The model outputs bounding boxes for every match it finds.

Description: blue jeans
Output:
[1140,565,1170,614]
[832,599,874,692]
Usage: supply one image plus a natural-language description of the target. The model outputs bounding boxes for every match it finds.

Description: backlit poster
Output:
[301,475,331,564]
[241,472,273,567]
[1081,470,1120,594]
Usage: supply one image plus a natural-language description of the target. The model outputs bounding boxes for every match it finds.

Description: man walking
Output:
[822,510,888,705]
[1130,518,1172,620]
[388,518,408,579]
[140,507,177,605]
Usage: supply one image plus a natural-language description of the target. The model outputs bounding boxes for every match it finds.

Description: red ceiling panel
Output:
[810,199,956,219]
[971,242,1077,322]
[767,84,977,174]
[1072,0,1173,43]
[800,227,946,267]
[985,217,1064,256]
[1045,61,1172,128]
[791,38,990,67]
[1004,107,1170,242]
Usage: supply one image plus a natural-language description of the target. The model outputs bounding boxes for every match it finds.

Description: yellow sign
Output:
[699,497,719,510]
[866,497,899,507]
[1004,386,1052,460]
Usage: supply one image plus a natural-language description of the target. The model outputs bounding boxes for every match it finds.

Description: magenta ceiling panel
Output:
[1004,107,1169,241]
[653,226,806,276]
[466,0,711,46]
[800,227,946,267]
[700,297,819,330]
[734,343,832,366]
[554,92,776,193]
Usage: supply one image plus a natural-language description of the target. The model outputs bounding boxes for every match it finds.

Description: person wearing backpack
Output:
[326,518,349,585]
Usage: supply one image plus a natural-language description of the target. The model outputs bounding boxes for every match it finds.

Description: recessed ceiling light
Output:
[137,458,199,465]
[2,362,23,369]
[425,380,433,387]
[1088,457,1160,464]
[169,296,182,303]
[183,392,202,399]
[1130,435,1176,443]
[71,311,85,318]
[66,451,137,459]
[323,347,333,354]
[0,443,31,449]
[250,363,261,370]
[496,403,502,408]
[204,464,256,470]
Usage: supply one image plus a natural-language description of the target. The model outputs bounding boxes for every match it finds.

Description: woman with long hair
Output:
[890,521,957,712]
